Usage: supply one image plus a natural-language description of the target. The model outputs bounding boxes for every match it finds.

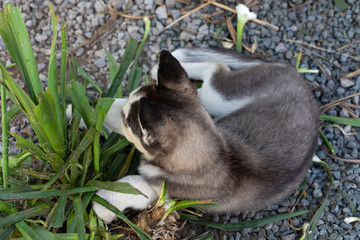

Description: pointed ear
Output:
[157,50,197,96]
[138,97,163,145]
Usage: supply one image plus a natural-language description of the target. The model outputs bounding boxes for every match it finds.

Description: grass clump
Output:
[0,3,151,239]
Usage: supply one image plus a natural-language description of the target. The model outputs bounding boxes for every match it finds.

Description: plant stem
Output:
[1,74,9,189]
[236,18,245,52]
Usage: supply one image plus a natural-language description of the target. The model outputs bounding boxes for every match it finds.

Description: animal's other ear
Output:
[157,50,197,96]
[138,97,163,145]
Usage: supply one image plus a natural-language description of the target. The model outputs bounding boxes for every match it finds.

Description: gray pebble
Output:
[281,234,295,240]
[156,6,168,20]
[95,1,106,12]
[275,43,287,53]
[340,78,355,88]
[94,57,106,68]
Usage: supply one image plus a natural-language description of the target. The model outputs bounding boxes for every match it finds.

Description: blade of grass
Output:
[93,98,115,175]
[0,224,16,240]
[319,115,360,127]
[106,154,126,181]
[304,158,333,239]
[74,197,86,240]
[194,231,214,240]
[87,180,146,196]
[0,186,98,200]
[60,23,67,120]
[0,4,43,103]
[34,90,66,159]
[127,17,151,93]
[319,129,335,154]
[117,145,136,179]
[181,210,309,231]
[128,67,142,93]
[15,220,40,240]
[0,64,53,153]
[1,74,9,188]
[52,189,66,228]
[67,81,95,127]
[106,38,137,98]
[0,203,51,228]
[100,138,130,165]
[106,50,119,84]
[92,195,153,240]
[79,146,92,188]
[78,66,102,95]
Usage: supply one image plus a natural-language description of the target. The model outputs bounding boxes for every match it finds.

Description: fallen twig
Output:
[344,68,360,79]
[159,1,212,33]
[285,39,360,61]
[322,147,360,164]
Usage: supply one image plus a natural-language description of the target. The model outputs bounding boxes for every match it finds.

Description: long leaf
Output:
[106,50,119,83]
[67,81,95,127]
[181,210,309,231]
[14,133,63,171]
[0,4,43,103]
[0,186,98,200]
[106,38,137,98]
[127,18,150,93]
[60,23,67,121]
[34,90,66,159]
[87,180,145,196]
[15,220,40,240]
[1,75,9,188]
[52,189,66,228]
[78,66,102,95]
[0,224,16,239]
[0,64,52,153]
[304,159,333,239]
[74,197,86,240]
[319,114,360,127]
[0,203,51,228]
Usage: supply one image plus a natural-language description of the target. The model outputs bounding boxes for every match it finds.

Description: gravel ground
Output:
[1,0,360,239]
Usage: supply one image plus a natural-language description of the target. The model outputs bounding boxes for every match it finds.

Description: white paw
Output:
[93,175,158,224]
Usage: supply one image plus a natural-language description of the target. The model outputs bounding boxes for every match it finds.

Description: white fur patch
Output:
[93,175,158,224]
[179,62,254,117]
[171,48,261,70]
[103,98,128,135]
[198,81,254,118]
[138,161,165,178]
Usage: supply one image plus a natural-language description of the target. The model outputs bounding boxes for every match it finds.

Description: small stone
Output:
[179,31,190,42]
[281,234,295,240]
[35,34,48,42]
[76,47,84,57]
[285,51,293,60]
[313,188,323,198]
[94,57,106,68]
[170,10,181,19]
[340,78,355,88]
[275,43,287,53]
[165,0,176,8]
[156,6,167,20]
[95,1,106,12]
[340,109,350,118]
[54,0,63,4]
[25,20,33,27]
[37,63,46,72]
[34,11,44,20]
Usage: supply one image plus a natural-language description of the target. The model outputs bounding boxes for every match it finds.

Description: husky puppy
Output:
[93,49,319,224]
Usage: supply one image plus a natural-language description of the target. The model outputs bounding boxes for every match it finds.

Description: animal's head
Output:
[119,51,208,160]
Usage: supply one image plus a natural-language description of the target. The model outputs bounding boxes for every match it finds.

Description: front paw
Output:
[93,175,158,224]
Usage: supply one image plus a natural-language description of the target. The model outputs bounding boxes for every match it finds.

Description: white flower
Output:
[236,4,257,22]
